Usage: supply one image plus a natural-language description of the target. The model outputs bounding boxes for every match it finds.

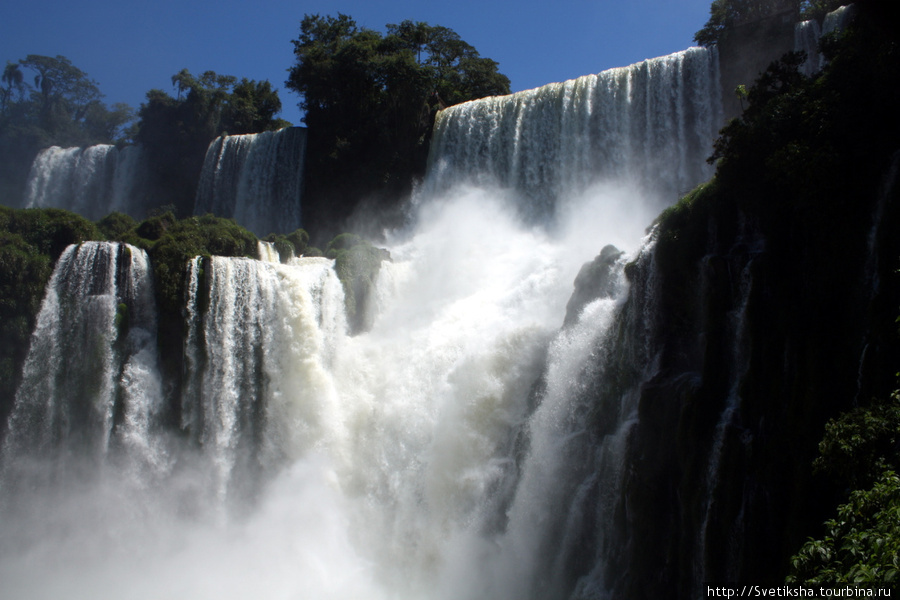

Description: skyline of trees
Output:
[285,13,511,238]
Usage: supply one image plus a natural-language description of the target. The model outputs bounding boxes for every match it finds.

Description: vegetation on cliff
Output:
[788,385,900,584]
[0,55,134,204]
[640,0,900,589]
[133,70,291,216]
[694,0,851,46]
[0,206,101,426]
[0,206,390,428]
[286,14,511,239]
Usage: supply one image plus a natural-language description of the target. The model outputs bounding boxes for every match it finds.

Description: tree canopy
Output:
[132,69,290,216]
[286,14,510,238]
[694,0,849,46]
[1,55,134,146]
[0,55,135,204]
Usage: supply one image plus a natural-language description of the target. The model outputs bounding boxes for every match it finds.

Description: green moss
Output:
[97,212,138,240]
[0,208,97,423]
[114,302,129,337]
[135,211,177,242]
[326,233,364,255]
[286,228,309,255]
[0,205,103,260]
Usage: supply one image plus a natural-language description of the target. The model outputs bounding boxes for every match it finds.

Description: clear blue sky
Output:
[1,0,713,126]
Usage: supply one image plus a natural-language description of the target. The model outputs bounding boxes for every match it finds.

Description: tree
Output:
[132,69,290,216]
[788,471,900,584]
[286,14,510,239]
[221,78,286,134]
[0,55,136,205]
[694,0,851,46]
[1,62,25,114]
[18,55,105,139]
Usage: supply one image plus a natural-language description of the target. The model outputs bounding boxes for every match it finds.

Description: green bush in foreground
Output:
[788,470,900,584]
[789,385,900,584]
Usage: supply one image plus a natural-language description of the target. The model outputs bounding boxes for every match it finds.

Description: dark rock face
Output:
[563,244,625,328]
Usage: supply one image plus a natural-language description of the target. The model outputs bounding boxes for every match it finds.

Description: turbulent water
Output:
[1,47,727,600]
[24,145,148,219]
[194,127,306,236]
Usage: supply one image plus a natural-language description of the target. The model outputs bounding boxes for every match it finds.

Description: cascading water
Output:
[0,46,728,600]
[1,241,161,465]
[24,145,148,219]
[794,19,823,75]
[426,47,722,222]
[180,253,347,507]
[794,5,857,76]
[194,127,306,236]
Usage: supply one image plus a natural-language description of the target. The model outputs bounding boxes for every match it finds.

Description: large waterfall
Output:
[426,47,722,222]
[5,37,862,598]
[24,145,149,219]
[21,127,306,236]
[194,127,307,236]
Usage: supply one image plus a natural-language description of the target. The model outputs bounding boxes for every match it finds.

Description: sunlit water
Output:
[1,45,726,600]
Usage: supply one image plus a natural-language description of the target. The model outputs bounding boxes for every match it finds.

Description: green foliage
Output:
[286,228,310,255]
[694,1,849,47]
[0,206,101,423]
[97,212,137,240]
[286,13,510,235]
[133,69,289,216]
[133,213,257,318]
[134,211,177,242]
[0,55,135,203]
[222,78,291,134]
[788,471,900,584]
[326,232,364,253]
[263,232,300,262]
[0,205,102,259]
[813,394,900,490]
[0,231,51,418]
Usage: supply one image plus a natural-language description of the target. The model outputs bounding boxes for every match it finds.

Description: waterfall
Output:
[1,242,164,486]
[24,145,149,219]
[426,47,722,222]
[0,43,733,600]
[257,240,283,263]
[794,4,857,76]
[194,127,306,237]
[180,254,347,506]
[794,19,823,76]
